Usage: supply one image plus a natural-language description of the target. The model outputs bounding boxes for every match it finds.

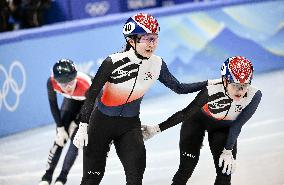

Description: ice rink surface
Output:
[1,70,284,185]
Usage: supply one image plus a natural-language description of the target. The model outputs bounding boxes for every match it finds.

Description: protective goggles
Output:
[58,79,76,88]
[229,82,250,90]
[138,34,158,44]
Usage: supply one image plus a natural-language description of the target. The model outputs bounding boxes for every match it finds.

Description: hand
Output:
[55,127,69,147]
[68,121,78,137]
[141,124,161,141]
[73,122,88,149]
[218,148,236,175]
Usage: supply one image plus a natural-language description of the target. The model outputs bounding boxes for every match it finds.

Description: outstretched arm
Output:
[159,88,208,131]
[158,61,208,94]
[142,88,208,141]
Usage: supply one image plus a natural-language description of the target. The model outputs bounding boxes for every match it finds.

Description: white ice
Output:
[1,70,284,185]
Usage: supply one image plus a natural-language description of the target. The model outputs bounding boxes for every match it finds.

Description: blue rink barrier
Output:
[69,0,120,19]
[44,0,210,22]
[0,0,283,137]
[44,0,72,24]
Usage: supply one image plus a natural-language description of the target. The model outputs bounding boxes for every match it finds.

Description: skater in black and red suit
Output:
[72,13,219,185]
[39,59,92,185]
[142,56,262,185]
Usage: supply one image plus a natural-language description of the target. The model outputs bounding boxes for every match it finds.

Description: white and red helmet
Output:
[123,13,160,37]
[221,56,254,84]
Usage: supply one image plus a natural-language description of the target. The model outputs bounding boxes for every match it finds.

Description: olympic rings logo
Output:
[0,61,26,112]
[85,1,110,16]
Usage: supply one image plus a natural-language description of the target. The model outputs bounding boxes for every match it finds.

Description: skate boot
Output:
[38,181,50,185]
[54,173,67,185]
[54,181,64,185]
[39,172,52,185]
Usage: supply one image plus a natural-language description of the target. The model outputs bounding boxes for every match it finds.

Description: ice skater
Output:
[142,56,262,185]
[39,59,92,185]
[72,13,214,185]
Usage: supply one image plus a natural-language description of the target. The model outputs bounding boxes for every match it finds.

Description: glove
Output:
[141,124,161,141]
[68,121,78,137]
[218,148,236,175]
[208,78,221,85]
[73,122,88,149]
[55,127,69,147]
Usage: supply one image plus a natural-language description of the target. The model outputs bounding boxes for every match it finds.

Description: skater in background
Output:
[39,59,92,185]
[142,56,262,185]
[72,13,216,185]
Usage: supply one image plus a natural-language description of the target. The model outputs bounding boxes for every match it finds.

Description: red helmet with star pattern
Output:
[221,56,254,84]
[123,13,160,38]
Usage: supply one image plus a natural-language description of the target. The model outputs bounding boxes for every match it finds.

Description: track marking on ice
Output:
[0,153,19,160]
[239,131,284,143]
[0,171,42,180]
[246,117,284,128]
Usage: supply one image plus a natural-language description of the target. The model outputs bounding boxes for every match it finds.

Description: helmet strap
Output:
[222,76,232,99]
[127,36,150,60]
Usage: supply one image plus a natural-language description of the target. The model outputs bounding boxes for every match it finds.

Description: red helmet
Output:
[221,56,254,84]
[123,13,160,37]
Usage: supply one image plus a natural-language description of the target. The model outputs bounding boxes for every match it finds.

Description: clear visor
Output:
[229,82,250,91]
[58,79,76,89]
[138,34,158,44]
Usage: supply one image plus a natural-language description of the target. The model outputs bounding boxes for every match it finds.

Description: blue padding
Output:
[0,0,272,45]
